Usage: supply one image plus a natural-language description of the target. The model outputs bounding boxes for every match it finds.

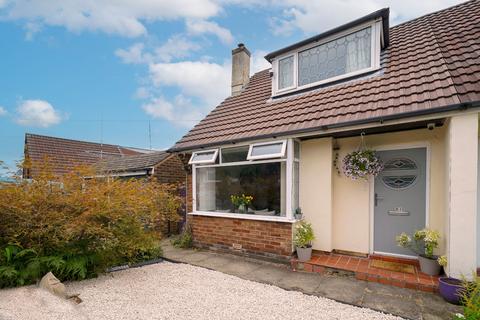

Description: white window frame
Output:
[271,19,383,96]
[188,149,219,165]
[247,140,287,160]
[277,54,297,92]
[191,139,297,222]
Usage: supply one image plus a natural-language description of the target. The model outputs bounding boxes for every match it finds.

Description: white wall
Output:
[446,113,478,279]
[299,138,333,251]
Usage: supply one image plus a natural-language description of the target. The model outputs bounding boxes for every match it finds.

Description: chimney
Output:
[231,43,250,96]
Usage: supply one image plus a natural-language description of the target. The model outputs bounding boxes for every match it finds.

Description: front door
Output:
[374,147,427,256]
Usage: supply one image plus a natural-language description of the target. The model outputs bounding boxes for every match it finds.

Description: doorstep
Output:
[291,252,439,293]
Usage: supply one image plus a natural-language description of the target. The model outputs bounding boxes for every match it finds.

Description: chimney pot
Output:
[231,43,250,96]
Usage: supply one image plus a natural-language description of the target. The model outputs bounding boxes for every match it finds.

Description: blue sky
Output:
[0,0,463,172]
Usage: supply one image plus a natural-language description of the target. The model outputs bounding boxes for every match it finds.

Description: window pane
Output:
[221,146,249,163]
[191,150,217,163]
[250,143,284,158]
[294,141,300,159]
[293,161,299,212]
[278,55,294,89]
[196,162,286,216]
[298,27,371,86]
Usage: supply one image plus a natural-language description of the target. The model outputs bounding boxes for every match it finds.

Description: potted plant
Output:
[342,149,383,180]
[230,194,253,213]
[294,207,303,220]
[396,228,441,275]
[294,221,315,262]
[437,256,464,304]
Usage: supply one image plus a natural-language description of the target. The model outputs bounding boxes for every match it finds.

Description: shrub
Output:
[293,221,315,248]
[172,223,193,249]
[454,273,480,320]
[0,160,182,287]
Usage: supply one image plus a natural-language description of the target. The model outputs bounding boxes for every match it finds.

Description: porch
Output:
[291,252,439,293]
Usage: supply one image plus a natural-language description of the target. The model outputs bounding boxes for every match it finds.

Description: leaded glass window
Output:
[381,158,419,189]
[298,27,372,86]
[278,55,294,89]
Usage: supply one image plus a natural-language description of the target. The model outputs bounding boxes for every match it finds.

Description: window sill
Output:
[188,211,297,223]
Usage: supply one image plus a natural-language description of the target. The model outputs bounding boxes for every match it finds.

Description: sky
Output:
[0,0,464,172]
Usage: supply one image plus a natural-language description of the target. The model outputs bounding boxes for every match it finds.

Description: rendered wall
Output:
[300,127,447,255]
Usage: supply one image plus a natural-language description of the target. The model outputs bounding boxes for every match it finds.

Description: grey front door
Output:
[374,148,426,256]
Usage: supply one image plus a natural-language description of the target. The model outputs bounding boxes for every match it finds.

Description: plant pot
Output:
[294,214,303,220]
[418,255,441,276]
[438,277,463,304]
[296,246,312,262]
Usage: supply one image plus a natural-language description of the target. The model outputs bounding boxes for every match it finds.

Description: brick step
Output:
[291,256,439,293]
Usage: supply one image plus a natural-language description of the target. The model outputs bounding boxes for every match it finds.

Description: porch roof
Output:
[171,0,480,152]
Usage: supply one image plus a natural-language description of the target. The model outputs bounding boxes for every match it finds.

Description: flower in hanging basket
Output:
[342,149,383,180]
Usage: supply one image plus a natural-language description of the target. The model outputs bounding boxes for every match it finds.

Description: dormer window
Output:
[267,9,389,97]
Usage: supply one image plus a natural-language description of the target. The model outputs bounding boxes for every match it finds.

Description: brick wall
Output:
[153,154,188,235]
[153,154,187,185]
[189,215,294,260]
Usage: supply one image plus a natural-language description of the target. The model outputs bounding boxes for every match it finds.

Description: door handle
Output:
[374,193,384,206]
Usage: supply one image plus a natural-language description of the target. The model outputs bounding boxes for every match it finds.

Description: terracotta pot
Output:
[296,246,312,262]
[438,277,464,304]
[418,255,441,276]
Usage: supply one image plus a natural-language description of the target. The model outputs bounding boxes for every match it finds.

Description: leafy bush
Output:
[0,160,182,287]
[171,223,193,249]
[454,274,480,320]
[293,221,315,248]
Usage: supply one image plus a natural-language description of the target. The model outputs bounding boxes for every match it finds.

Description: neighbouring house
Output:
[23,133,149,178]
[23,133,188,234]
[170,0,480,280]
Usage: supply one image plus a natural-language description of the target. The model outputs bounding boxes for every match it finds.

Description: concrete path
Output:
[161,240,462,320]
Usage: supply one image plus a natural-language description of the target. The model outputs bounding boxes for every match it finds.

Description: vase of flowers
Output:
[230,194,253,213]
[342,149,383,180]
[396,228,442,275]
[294,221,315,262]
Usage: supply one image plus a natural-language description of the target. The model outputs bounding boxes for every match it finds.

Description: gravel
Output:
[0,262,402,320]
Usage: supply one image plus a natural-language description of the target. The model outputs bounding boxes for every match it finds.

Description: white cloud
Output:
[154,35,201,62]
[1,0,222,38]
[115,43,151,64]
[116,35,200,65]
[0,106,6,116]
[269,0,464,35]
[186,19,234,44]
[251,50,271,73]
[142,60,230,126]
[15,99,62,127]
[142,95,204,126]
[135,87,151,100]
[149,60,230,106]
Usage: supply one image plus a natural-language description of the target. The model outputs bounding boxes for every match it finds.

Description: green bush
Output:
[0,160,182,287]
[454,274,480,320]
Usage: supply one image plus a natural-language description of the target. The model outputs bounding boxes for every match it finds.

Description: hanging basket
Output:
[342,133,383,180]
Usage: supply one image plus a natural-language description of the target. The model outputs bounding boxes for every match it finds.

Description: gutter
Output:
[168,100,480,153]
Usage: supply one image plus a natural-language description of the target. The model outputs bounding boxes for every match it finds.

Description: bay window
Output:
[192,139,300,220]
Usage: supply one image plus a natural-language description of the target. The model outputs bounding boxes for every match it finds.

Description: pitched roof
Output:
[96,151,170,173]
[171,0,480,152]
[24,133,149,176]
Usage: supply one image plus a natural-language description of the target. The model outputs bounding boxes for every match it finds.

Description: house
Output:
[24,133,188,233]
[23,133,149,178]
[170,0,480,280]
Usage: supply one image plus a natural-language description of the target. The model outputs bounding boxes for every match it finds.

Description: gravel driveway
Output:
[0,262,402,320]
